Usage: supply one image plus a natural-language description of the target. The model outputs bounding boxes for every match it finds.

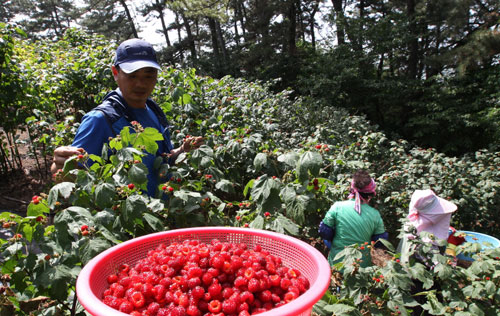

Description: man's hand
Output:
[50,146,84,175]
[182,135,204,152]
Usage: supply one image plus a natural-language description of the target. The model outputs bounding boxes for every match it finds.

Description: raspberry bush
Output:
[0,28,499,315]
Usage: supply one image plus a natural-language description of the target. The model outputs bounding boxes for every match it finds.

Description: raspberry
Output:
[234,276,247,288]
[280,277,291,290]
[208,281,222,298]
[222,298,237,314]
[284,291,298,302]
[208,299,222,313]
[238,310,251,316]
[243,268,256,280]
[112,284,125,298]
[130,291,145,308]
[128,183,135,190]
[191,285,205,300]
[269,274,281,287]
[100,238,310,314]
[287,268,300,278]
[80,225,89,231]
[118,276,131,287]
[186,305,201,316]
[259,290,272,302]
[147,302,160,315]
[248,278,260,292]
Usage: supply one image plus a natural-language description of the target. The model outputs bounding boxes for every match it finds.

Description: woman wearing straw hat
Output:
[319,170,388,268]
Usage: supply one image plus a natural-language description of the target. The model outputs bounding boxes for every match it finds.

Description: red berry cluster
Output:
[102,239,310,316]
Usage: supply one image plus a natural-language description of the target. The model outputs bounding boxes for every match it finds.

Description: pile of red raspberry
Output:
[101,238,310,316]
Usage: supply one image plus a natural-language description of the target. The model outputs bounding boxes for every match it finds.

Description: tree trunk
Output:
[309,0,320,50]
[118,0,138,38]
[182,13,197,60]
[331,0,345,45]
[175,13,184,61]
[287,0,297,57]
[216,20,229,67]
[208,17,222,75]
[50,4,63,37]
[406,0,418,79]
[155,0,171,47]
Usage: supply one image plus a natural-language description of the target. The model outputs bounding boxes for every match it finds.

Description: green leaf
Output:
[296,151,322,182]
[80,237,114,265]
[253,153,267,172]
[26,201,50,217]
[277,151,300,168]
[324,303,363,315]
[250,215,264,229]
[272,214,300,236]
[35,265,76,300]
[122,195,148,228]
[215,179,235,194]
[129,163,149,184]
[250,175,281,207]
[172,87,184,102]
[47,182,76,208]
[191,145,214,168]
[94,183,116,209]
[135,127,164,154]
[243,179,255,198]
[143,213,165,232]
[280,185,308,225]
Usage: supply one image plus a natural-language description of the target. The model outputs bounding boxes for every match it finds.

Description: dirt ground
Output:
[0,131,53,216]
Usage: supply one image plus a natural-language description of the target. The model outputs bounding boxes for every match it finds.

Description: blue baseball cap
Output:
[114,38,162,73]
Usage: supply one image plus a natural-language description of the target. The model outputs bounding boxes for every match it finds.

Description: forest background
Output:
[2,0,499,158]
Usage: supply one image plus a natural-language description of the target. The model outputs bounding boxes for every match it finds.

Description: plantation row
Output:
[1,25,499,315]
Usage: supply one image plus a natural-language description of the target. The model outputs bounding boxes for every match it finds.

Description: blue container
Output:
[455,231,500,261]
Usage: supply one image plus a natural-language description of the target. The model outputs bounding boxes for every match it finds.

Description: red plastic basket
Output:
[76,227,331,316]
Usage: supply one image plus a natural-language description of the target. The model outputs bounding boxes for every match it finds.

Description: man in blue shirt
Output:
[50,39,203,197]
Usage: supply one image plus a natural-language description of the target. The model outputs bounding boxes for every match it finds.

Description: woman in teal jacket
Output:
[319,170,388,268]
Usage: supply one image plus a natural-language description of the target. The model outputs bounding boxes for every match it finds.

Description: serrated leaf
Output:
[277,151,300,168]
[80,238,114,265]
[27,201,50,217]
[191,145,214,168]
[94,183,116,209]
[35,265,76,300]
[143,213,165,232]
[243,179,254,198]
[296,151,322,182]
[48,182,76,207]
[123,195,148,224]
[129,163,148,184]
[250,215,264,229]
[324,303,363,315]
[215,179,235,194]
[280,186,308,225]
[274,214,299,236]
[135,127,164,154]
[253,153,267,172]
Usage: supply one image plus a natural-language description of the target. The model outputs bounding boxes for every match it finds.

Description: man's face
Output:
[112,66,158,108]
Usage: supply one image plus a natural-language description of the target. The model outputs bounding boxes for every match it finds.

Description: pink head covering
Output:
[408,189,457,240]
[348,177,377,215]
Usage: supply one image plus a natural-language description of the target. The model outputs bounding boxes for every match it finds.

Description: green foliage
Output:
[0,33,499,315]
[317,233,500,316]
